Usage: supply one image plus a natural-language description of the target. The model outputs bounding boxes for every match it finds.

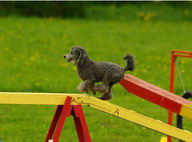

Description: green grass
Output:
[0,16,192,142]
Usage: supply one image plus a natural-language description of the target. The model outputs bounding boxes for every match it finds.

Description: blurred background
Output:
[0,2,191,142]
[0,2,192,21]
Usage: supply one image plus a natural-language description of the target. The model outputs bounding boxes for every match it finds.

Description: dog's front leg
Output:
[77,81,88,93]
[77,80,96,95]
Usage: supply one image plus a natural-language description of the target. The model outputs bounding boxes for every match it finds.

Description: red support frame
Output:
[45,96,91,142]
[168,50,192,142]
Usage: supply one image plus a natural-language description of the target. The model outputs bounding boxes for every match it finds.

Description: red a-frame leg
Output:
[45,96,91,142]
[72,105,91,142]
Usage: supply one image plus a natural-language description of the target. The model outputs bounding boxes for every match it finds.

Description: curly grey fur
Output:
[64,46,135,100]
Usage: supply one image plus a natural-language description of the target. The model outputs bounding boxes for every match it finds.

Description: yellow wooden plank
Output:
[180,104,192,120]
[76,96,192,142]
[0,92,87,105]
[0,92,191,141]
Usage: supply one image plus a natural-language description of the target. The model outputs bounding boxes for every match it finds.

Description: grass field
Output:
[0,16,192,142]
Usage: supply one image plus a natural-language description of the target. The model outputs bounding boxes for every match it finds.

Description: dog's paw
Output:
[97,95,112,101]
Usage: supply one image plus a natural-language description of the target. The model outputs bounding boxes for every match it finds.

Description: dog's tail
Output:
[177,91,192,142]
[123,54,135,73]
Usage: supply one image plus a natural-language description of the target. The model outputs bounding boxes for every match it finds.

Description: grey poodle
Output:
[64,46,135,100]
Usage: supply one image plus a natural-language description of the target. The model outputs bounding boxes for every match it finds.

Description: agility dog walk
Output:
[0,90,192,142]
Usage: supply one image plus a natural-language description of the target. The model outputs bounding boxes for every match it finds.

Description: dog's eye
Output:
[71,52,73,54]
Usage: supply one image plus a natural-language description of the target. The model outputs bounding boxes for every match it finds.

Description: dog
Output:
[64,46,135,100]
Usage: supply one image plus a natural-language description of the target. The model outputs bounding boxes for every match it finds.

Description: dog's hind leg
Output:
[98,85,113,100]
[93,69,113,94]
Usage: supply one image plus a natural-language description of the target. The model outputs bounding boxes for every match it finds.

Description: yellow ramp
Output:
[0,92,192,142]
[0,92,87,105]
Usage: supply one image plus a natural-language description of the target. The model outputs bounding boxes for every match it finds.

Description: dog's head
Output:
[64,46,88,66]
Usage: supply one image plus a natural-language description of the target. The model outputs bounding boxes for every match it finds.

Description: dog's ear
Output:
[78,48,87,66]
